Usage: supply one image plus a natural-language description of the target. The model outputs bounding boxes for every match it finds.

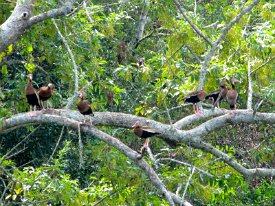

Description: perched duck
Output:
[77,91,94,124]
[132,121,159,153]
[25,74,40,111]
[205,79,228,108]
[38,83,54,109]
[184,90,206,115]
[226,78,240,111]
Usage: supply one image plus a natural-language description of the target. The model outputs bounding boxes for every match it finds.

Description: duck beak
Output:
[132,122,138,128]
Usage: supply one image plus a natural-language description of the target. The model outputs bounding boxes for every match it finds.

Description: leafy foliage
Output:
[0,0,274,205]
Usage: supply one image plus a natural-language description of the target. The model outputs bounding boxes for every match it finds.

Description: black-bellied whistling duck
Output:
[226,78,240,111]
[184,90,206,115]
[77,91,94,124]
[25,74,40,111]
[132,121,159,153]
[38,83,54,109]
[205,79,228,108]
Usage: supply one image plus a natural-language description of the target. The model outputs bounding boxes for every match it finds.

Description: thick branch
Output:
[0,111,177,205]
[0,2,72,53]
[29,2,73,24]
[0,110,274,178]
[192,141,275,178]
[134,0,150,46]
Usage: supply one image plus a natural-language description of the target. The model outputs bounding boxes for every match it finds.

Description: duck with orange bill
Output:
[184,90,206,115]
[77,91,94,124]
[205,79,228,108]
[38,83,54,109]
[132,121,159,153]
[226,78,240,111]
[25,74,40,111]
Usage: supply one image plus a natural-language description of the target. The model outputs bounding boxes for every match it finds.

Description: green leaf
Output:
[2,65,8,75]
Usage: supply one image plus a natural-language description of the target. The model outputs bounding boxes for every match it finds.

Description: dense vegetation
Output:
[0,0,274,205]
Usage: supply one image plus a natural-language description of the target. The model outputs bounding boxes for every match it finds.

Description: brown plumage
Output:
[226,78,240,110]
[25,74,40,111]
[132,121,159,153]
[206,79,228,108]
[77,92,94,124]
[184,90,206,115]
[38,83,54,109]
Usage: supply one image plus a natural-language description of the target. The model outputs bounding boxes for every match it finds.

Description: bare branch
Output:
[173,0,214,46]
[65,81,93,109]
[250,56,275,74]
[0,2,72,53]
[134,0,150,45]
[1,110,274,179]
[197,0,260,90]
[52,18,79,93]
[181,167,195,206]
[215,0,260,47]
[47,126,65,164]
[29,2,73,24]
[193,141,275,178]
[0,112,177,205]
[156,158,213,177]
[247,52,253,110]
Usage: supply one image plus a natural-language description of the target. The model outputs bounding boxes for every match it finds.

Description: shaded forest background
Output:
[0,0,274,205]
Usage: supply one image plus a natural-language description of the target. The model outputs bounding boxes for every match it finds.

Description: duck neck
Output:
[231,81,235,90]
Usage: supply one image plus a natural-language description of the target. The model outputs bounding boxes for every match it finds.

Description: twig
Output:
[52,18,79,93]
[78,123,84,169]
[0,125,41,164]
[247,50,253,110]
[181,167,195,206]
[134,30,155,48]
[47,126,65,164]
[65,81,93,109]
[164,101,173,126]
[83,1,93,24]
[93,190,118,206]
[176,183,183,196]
[146,146,158,168]
[250,56,275,74]
[156,158,213,177]
[253,99,263,116]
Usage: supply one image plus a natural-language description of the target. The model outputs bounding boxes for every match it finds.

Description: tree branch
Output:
[29,2,73,24]
[156,158,213,177]
[0,111,177,205]
[133,0,150,46]
[173,0,214,46]
[52,18,79,93]
[247,52,253,110]
[1,109,274,178]
[197,0,260,90]
[0,1,72,53]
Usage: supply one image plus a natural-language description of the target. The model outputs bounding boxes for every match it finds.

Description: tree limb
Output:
[197,0,260,90]
[0,1,72,53]
[52,18,79,93]
[173,0,214,46]
[0,109,274,178]
[247,51,253,110]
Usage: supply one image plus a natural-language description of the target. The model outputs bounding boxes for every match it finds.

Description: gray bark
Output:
[1,109,274,178]
[0,1,72,53]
